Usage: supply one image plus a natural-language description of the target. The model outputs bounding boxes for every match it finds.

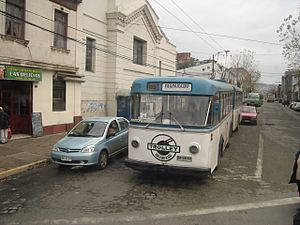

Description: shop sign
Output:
[5,66,42,81]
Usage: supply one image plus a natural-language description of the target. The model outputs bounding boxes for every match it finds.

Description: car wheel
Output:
[98,150,108,170]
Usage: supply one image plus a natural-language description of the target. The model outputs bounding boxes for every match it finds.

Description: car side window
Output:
[118,119,129,131]
[107,120,119,137]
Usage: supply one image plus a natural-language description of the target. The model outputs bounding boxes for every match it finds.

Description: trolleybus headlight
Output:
[131,140,139,148]
[189,143,200,154]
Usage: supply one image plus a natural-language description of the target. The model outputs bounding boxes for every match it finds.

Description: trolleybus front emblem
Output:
[147,134,180,161]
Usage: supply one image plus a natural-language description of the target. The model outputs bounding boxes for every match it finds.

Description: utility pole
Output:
[211,55,215,79]
[211,50,230,80]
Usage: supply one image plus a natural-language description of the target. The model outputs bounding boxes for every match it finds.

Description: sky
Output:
[148,0,300,84]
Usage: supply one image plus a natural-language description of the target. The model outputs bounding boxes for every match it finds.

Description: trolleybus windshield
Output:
[131,94,210,127]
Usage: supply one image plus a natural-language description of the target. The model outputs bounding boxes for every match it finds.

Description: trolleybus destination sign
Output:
[162,83,192,92]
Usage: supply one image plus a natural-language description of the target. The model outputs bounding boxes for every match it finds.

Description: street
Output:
[1,102,300,225]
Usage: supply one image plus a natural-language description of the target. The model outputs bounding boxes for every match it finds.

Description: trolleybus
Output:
[125,76,243,175]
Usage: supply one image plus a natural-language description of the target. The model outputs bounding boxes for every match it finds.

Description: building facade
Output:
[0,0,83,136]
[78,0,176,118]
[0,0,176,136]
[282,70,300,102]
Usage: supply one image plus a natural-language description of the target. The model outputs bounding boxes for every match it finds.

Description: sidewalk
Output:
[0,133,65,179]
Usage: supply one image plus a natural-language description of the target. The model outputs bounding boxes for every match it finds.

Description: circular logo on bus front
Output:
[147,134,181,161]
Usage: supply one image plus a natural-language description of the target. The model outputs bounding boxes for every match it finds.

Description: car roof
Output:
[242,105,256,109]
[81,117,127,123]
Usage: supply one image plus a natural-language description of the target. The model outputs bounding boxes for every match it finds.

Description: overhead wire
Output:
[169,0,225,51]
[0,0,174,63]
[151,0,220,52]
[0,4,283,82]
[160,26,284,47]
[0,10,181,75]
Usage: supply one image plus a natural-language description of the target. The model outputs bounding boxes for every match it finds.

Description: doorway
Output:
[0,80,32,134]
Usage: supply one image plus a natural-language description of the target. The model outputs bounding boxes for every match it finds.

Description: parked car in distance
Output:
[240,106,258,125]
[51,117,129,170]
[289,102,298,109]
[294,102,300,112]
[267,94,275,102]
[244,92,263,107]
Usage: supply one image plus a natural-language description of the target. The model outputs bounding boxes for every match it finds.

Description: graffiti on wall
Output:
[82,100,106,113]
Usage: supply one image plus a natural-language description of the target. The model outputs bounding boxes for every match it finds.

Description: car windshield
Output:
[248,93,260,99]
[131,94,210,127]
[242,107,256,113]
[68,121,107,137]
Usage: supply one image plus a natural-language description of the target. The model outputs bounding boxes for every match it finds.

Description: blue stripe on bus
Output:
[131,77,242,95]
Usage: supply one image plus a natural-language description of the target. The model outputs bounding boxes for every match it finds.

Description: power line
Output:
[169,0,225,51]
[0,7,284,83]
[151,0,219,52]
[0,10,179,74]
[0,0,171,63]
[159,26,283,46]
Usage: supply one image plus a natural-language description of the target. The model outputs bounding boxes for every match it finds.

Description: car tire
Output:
[97,150,108,170]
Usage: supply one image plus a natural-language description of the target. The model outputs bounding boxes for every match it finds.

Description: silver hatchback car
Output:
[51,117,129,169]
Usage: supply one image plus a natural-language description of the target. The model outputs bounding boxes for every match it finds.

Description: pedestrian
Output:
[0,106,9,144]
[289,150,300,197]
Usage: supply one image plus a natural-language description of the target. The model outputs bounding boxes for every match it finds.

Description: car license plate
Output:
[177,155,192,162]
[61,156,72,162]
[244,120,250,123]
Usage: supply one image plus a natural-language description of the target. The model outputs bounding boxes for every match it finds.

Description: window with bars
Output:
[54,9,68,49]
[133,37,147,65]
[5,0,25,39]
[53,77,66,111]
[85,37,96,72]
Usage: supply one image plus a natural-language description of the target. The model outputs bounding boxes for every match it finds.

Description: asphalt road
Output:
[0,102,300,225]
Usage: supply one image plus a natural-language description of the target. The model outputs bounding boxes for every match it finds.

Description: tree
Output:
[230,49,261,93]
[277,12,300,70]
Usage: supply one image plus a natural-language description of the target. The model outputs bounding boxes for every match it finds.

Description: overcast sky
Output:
[148,0,300,84]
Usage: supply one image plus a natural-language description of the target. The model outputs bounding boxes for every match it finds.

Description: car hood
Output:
[241,112,256,117]
[56,136,104,149]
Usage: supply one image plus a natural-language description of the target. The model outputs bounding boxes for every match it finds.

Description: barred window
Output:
[53,77,66,111]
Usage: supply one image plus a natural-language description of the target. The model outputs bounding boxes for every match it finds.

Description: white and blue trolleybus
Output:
[125,76,243,175]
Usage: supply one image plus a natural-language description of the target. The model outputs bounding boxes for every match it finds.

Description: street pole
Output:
[212,55,215,79]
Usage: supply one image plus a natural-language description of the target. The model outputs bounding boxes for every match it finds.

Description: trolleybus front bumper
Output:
[125,158,211,176]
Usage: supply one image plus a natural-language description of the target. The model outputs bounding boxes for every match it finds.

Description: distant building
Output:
[176,59,223,79]
[282,70,300,102]
[177,52,191,65]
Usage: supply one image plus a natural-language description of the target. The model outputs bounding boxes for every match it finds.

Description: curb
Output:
[0,158,51,180]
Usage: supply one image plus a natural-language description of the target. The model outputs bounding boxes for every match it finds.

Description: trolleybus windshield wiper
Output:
[168,112,185,131]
